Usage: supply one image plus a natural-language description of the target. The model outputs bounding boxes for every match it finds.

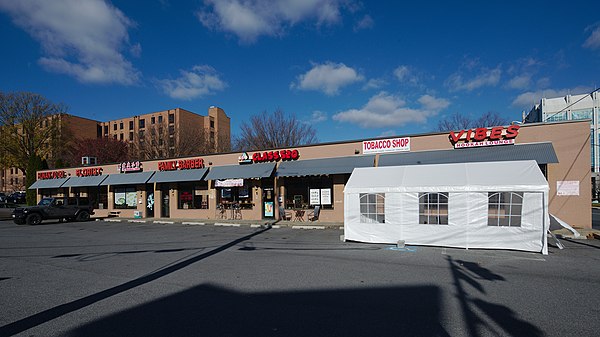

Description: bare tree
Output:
[0,91,67,175]
[129,119,223,160]
[67,137,129,165]
[437,111,510,131]
[233,109,318,151]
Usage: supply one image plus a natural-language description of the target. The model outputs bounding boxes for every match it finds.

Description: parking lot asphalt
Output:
[0,219,599,337]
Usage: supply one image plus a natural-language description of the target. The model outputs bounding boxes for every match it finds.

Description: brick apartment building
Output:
[0,106,230,193]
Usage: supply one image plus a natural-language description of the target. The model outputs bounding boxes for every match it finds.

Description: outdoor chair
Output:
[279,206,292,220]
[308,205,320,221]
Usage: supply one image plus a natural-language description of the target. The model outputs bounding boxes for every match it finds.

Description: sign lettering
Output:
[449,125,520,149]
[363,137,410,154]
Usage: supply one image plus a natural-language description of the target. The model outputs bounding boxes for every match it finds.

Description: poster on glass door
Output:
[309,189,320,205]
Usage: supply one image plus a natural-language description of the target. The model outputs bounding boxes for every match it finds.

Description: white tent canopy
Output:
[344,160,550,254]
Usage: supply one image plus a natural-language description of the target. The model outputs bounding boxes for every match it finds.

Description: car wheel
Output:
[76,211,90,222]
[25,213,42,225]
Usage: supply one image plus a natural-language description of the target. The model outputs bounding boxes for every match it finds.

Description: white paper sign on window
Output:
[320,188,331,205]
[557,181,579,196]
[215,179,244,187]
[309,189,320,205]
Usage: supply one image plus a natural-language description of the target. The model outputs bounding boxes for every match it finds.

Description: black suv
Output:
[7,192,26,204]
[12,197,95,225]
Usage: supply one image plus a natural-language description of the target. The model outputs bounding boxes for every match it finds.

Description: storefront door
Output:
[161,187,170,218]
[146,186,154,218]
[262,186,275,219]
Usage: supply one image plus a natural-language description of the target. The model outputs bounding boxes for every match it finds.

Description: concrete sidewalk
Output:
[94,216,344,229]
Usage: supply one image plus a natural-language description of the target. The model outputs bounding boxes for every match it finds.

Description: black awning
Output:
[378,142,559,167]
[276,155,375,177]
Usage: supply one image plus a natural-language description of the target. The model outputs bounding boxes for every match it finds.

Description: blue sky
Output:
[0,0,599,143]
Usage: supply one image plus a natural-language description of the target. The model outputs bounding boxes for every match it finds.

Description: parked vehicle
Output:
[7,192,26,204]
[12,197,95,225]
[0,203,18,220]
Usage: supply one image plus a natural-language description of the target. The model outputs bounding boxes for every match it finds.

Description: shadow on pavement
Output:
[448,256,542,337]
[67,284,448,337]
[0,227,271,336]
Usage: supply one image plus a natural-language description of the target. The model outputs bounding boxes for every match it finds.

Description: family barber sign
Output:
[449,125,520,149]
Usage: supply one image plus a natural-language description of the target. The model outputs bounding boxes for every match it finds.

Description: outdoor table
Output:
[294,209,305,221]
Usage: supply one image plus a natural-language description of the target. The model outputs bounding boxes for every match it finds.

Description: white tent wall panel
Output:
[343,161,550,254]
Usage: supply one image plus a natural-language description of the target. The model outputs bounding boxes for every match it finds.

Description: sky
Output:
[0,0,599,144]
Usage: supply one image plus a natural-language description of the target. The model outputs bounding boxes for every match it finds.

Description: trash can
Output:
[133,211,142,219]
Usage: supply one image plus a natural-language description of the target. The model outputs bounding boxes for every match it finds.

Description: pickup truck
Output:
[12,197,95,225]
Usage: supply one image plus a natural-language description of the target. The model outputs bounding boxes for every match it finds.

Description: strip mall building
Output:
[30,120,592,229]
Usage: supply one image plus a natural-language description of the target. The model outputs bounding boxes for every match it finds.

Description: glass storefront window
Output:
[571,108,593,121]
[114,186,137,209]
[284,176,334,209]
[178,182,209,209]
[216,182,253,209]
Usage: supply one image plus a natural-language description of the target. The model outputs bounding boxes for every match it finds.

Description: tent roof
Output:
[345,160,549,193]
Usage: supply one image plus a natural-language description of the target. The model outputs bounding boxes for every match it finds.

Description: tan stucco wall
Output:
[33,120,592,228]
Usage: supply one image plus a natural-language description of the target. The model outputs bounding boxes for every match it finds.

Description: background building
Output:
[0,114,100,192]
[524,91,599,198]
[100,106,230,160]
[1,106,230,193]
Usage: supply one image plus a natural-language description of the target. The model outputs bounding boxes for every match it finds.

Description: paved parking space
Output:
[1,220,599,336]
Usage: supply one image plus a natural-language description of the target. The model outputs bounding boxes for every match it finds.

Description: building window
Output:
[113,134,117,140]
[210,119,215,128]
[114,187,137,209]
[168,113,175,124]
[139,130,144,138]
[103,125,108,135]
[120,122,123,130]
[284,176,334,210]
[178,182,209,209]
[217,183,253,209]
[151,116,155,124]
[571,108,593,121]
[488,192,523,227]
[359,193,385,223]
[168,125,175,134]
[119,133,123,140]
[158,115,163,123]
[419,192,449,225]
[129,132,134,141]
[159,138,164,146]
[544,112,567,122]
[129,121,134,130]
[168,137,174,147]
[139,119,145,129]
[210,131,215,140]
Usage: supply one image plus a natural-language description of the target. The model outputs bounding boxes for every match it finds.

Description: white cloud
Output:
[354,14,373,31]
[197,0,346,43]
[506,74,532,90]
[393,65,410,81]
[583,24,600,49]
[0,0,140,85]
[445,67,501,92]
[378,130,397,137]
[311,110,328,122]
[156,65,227,100]
[332,92,450,128]
[292,62,364,95]
[511,86,593,107]
[362,78,387,90]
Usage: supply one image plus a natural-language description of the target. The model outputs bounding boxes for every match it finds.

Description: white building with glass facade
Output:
[524,91,599,173]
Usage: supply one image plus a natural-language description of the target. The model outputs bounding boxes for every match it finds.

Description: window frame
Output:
[487,192,523,227]
[419,192,449,225]
[359,193,385,223]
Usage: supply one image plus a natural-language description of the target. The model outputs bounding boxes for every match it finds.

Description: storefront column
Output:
[107,185,113,212]
[138,187,146,217]
[155,188,163,218]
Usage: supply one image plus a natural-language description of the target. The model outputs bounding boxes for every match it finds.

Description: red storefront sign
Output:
[75,167,103,177]
[37,170,67,180]
[158,158,205,171]
[449,125,520,149]
[252,149,299,163]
